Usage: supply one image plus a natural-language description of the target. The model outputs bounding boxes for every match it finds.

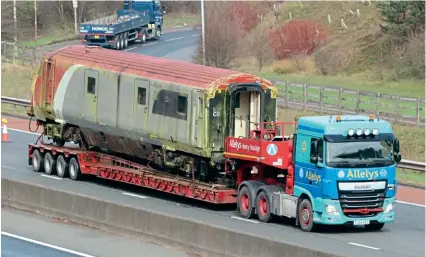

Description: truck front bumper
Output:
[312,197,396,225]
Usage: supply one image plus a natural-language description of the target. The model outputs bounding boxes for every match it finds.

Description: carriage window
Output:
[87,77,96,94]
[178,95,187,115]
[137,87,147,105]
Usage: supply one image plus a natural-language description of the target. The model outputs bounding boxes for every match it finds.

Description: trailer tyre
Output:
[256,191,272,223]
[299,199,315,232]
[56,155,69,178]
[32,149,44,173]
[124,33,128,49]
[238,186,254,219]
[114,35,120,50]
[120,34,125,50]
[44,152,56,175]
[69,157,81,181]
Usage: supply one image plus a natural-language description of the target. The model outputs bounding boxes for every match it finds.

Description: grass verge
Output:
[162,12,200,29]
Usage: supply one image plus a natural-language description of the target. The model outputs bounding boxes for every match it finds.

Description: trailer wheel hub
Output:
[259,197,268,216]
[241,193,249,211]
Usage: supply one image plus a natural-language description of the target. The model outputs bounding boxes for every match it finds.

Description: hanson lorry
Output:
[26,45,401,232]
[80,0,164,50]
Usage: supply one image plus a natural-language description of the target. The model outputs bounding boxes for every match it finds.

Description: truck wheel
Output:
[56,155,69,178]
[299,199,315,232]
[32,149,44,173]
[154,27,161,40]
[114,35,120,50]
[43,152,56,175]
[141,31,146,44]
[69,157,81,181]
[256,191,272,223]
[238,186,254,219]
[365,223,384,231]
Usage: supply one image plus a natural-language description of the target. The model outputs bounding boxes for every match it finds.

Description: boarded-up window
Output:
[87,77,96,94]
[198,97,203,118]
[137,87,147,105]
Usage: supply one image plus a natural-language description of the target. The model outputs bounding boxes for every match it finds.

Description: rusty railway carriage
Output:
[28,45,278,187]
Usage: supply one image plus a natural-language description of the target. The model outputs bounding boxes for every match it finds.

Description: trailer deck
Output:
[28,142,237,204]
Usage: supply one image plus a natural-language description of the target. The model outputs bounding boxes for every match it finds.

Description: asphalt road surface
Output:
[1,129,425,257]
[1,206,192,257]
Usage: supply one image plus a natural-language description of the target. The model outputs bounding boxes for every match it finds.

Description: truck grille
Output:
[338,189,385,218]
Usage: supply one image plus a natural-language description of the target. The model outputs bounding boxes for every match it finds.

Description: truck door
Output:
[191,89,204,148]
[294,134,323,198]
[83,69,98,123]
[133,79,150,133]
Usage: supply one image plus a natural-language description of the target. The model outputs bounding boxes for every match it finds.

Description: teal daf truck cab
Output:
[293,115,401,231]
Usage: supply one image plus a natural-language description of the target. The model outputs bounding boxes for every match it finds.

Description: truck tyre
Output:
[56,155,69,178]
[256,191,272,223]
[154,26,161,40]
[32,149,44,173]
[365,223,384,231]
[141,31,146,44]
[69,157,81,181]
[299,198,315,232]
[238,186,254,219]
[114,35,120,50]
[44,152,56,175]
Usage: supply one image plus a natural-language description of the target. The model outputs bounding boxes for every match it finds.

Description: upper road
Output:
[2,206,192,257]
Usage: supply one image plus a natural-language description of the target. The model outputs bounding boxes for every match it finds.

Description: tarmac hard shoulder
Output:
[2,115,425,206]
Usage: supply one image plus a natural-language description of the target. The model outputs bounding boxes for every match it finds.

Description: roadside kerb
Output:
[1,177,341,257]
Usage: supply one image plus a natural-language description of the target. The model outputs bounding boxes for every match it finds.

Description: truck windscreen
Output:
[326,140,394,168]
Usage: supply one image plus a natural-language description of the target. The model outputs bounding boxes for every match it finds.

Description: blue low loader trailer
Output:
[79,0,164,50]
[228,115,401,232]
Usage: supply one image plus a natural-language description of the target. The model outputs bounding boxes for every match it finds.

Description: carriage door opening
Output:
[233,91,261,138]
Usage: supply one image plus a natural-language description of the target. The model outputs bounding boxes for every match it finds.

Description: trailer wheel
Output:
[299,198,315,232]
[124,33,128,49]
[56,155,69,178]
[256,191,272,223]
[69,157,81,181]
[32,149,44,173]
[43,152,56,175]
[120,34,125,50]
[238,186,254,219]
[114,35,120,50]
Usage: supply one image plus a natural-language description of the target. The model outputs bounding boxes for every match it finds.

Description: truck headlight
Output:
[325,205,340,215]
[384,203,394,213]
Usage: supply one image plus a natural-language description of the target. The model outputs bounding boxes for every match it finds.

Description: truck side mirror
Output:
[393,138,402,162]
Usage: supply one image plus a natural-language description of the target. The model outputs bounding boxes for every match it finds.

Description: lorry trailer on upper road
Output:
[26,45,401,232]
[79,0,164,50]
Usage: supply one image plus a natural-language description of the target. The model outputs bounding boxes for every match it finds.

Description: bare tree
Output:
[194,2,241,69]
[246,25,273,72]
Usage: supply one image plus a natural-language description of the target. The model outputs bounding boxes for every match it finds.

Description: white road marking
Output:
[41,174,63,180]
[1,165,19,171]
[1,231,97,257]
[123,47,137,52]
[192,34,201,37]
[122,192,148,199]
[8,128,40,135]
[348,242,381,251]
[165,37,183,42]
[231,216,259,224]
[396,200,425,208]
[142,42,158,47]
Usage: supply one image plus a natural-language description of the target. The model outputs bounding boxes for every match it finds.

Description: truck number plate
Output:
[94,35,99,39]
[354,220,370,225]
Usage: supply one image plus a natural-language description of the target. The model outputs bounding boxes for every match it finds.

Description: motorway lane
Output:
[1,207,192,257]
[1,129,425,257]
[124,29,200,62]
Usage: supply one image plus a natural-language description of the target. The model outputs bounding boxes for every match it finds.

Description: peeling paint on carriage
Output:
[28,45,279,183]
